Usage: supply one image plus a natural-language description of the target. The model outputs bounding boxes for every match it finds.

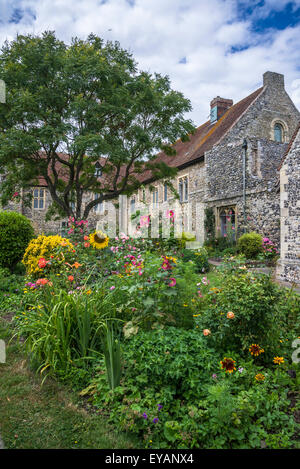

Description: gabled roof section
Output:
[138,86,263,183]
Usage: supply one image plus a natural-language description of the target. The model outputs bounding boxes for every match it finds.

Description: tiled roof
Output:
[35,86,264,188]
[137,86,263,183]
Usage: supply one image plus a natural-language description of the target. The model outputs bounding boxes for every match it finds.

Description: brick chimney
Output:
[210,96,233,123]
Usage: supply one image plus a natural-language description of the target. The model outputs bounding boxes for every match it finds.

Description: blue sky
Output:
[0,0,299,124]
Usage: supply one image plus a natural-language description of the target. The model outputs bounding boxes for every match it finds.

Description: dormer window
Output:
[94,162,102,177]
[274,123,283,143]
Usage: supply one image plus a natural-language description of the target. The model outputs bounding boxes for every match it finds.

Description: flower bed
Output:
[0,222,299,449]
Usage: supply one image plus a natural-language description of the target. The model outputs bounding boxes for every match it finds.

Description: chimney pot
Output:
[210,96,233,123]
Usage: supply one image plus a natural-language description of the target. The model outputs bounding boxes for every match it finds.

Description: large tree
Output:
[0,31,194,221]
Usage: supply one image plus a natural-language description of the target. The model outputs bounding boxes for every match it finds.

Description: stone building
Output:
[276,123,300,284]
[1,71,299,254]
[124,71,299,245]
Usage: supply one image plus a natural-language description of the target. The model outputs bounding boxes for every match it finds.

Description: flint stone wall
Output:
[277,127,300,284]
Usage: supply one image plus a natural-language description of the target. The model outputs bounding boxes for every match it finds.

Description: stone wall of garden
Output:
[276,125,300,284]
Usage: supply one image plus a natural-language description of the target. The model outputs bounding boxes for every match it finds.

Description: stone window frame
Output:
[130,196,136,214]
[163,182,168,202]
[138,187,146,204]
[215,205,237,238]
[152,186,159,208]
[270,118,288,143]
[32,187,46,210]
[178,174,189,203]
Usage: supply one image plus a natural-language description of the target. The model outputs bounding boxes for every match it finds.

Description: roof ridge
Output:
[188,86,264,157]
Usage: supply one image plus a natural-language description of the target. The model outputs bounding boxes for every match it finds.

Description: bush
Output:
[196,270,282,358]
[22,234,74,276]
[0,211,34,271]
[0,266,24,293]
[237,232,263,259]
[180,247,209,273]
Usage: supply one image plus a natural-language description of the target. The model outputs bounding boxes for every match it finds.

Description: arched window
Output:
[219,207,236,238]
[130,197,135,213]
[94,162,102,177]
[274,123,283,143]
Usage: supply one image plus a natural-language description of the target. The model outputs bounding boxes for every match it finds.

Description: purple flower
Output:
[153,417,159,424]
[238,367,244,373]
[142,413,148,419]
[212,373,217,379]
[157,404,163,411]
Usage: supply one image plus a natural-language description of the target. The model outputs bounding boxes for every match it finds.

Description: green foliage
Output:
[0,266,23,293]
[0,31,194,220]
[102,324,122,390]
[237,232,263,259]
[196,269,282,358]
[0,211,34,270]
[204,207,215,241]
[86,328,298,449]
[14,288,108,381]
[180,247,209,273]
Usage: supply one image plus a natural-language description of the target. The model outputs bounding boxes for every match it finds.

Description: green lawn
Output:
[0,318,140,449]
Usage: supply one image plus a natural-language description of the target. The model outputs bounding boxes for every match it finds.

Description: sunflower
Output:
[220,357,236,373]
[89,231,109,249]
[249,344,264,357]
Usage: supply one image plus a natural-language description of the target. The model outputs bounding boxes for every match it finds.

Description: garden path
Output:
[208,259,300,293]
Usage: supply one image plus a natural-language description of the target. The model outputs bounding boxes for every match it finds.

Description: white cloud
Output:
[0,0,299,123]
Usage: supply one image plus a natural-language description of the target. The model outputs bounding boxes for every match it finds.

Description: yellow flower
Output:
[220,357,236,373]
[249,344,264,357]
[89,231,109,249]
[273,356,284,365]
[255,373,265,381]
[86,290,92,295]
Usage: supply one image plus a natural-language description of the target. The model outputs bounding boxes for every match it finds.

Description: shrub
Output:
[196,270,282,358]
[0,211,34,271]
[22,234,74,276]
[237,232,263,259]
[180,247,210,273]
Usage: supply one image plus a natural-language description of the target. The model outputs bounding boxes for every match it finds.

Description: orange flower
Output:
[255,373,265,382]
[68,275,74,282]
[84,235,89,241]
[273,356,284,365]
[72,262,82,269]
[220,357,236,373]
[249,344,264,357]
[227,311,235,319]
[203,329,211,336]
[38,258,48,269]
[36,278,49,286]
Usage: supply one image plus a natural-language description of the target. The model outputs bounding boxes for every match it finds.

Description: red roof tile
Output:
[35,86,264,188]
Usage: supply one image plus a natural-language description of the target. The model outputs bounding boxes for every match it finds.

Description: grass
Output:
[0,318,140,449]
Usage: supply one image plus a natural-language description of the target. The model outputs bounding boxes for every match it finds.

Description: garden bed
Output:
[0,228,299,449]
